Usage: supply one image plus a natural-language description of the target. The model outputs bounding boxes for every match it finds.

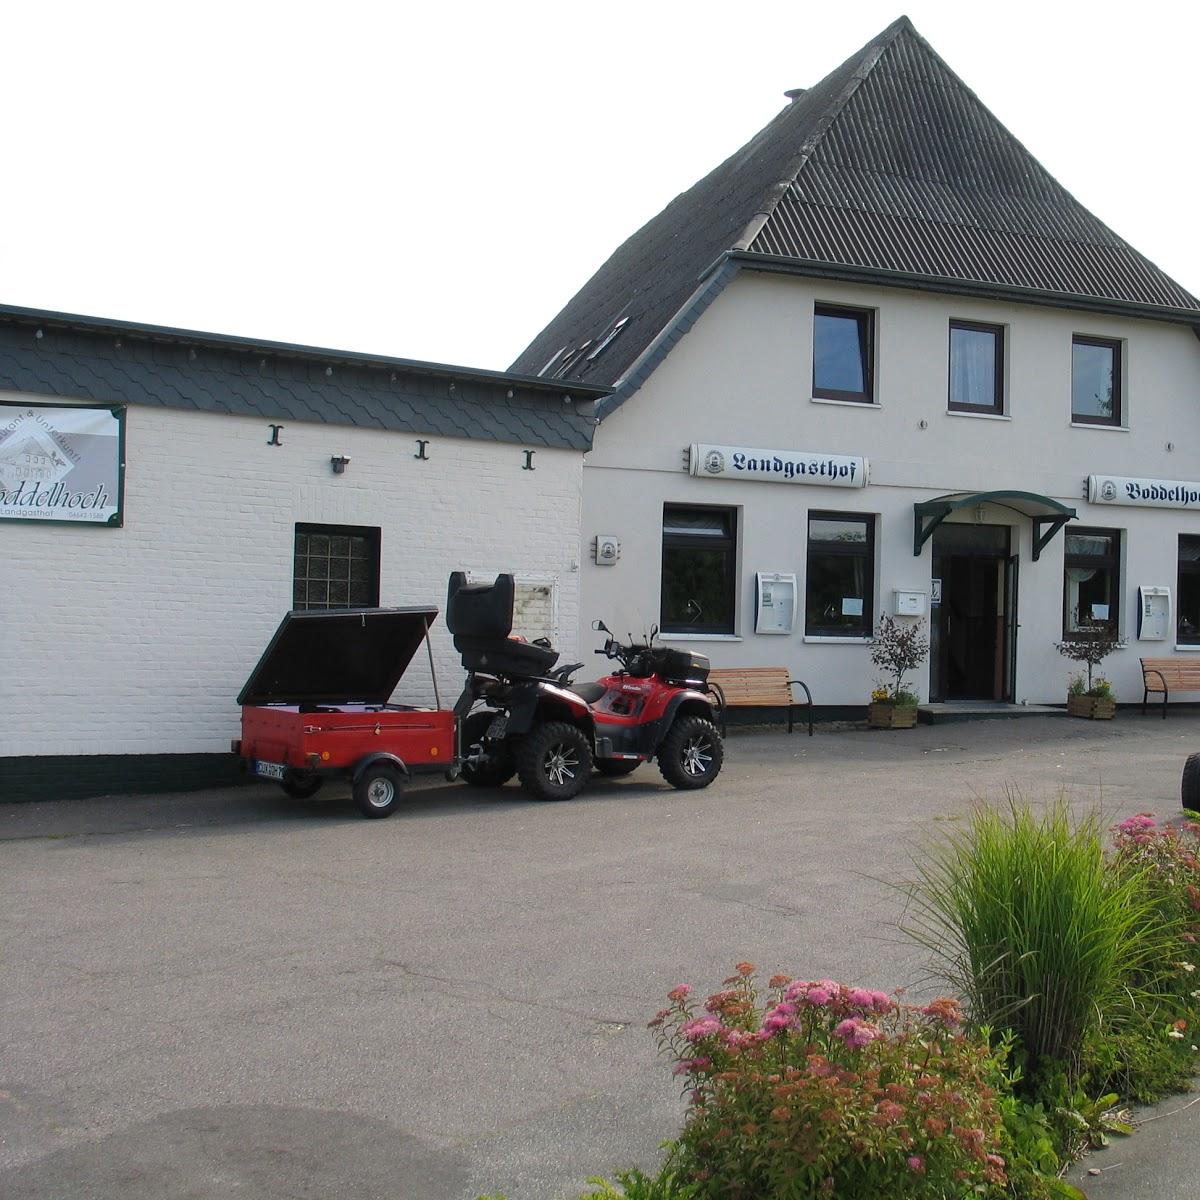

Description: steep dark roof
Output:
[511,16,1200,400]
[0,303,607,450]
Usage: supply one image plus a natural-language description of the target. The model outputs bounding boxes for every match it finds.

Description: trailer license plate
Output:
[486,715,508,739]
[255,761,286,781]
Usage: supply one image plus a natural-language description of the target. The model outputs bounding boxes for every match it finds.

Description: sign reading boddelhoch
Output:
[690,443,868,487]
[0,402,125,525]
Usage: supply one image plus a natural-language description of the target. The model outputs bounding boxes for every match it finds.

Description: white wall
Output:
[4,399,583,755]
[580,271,1200,704]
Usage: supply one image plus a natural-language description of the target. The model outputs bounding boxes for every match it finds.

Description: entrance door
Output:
[930,524,1013,702]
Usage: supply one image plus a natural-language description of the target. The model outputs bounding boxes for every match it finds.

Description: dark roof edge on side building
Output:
[0,301,610,399]
[0,302,609,452]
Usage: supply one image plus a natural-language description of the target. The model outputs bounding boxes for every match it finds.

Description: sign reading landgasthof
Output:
[0,402,125,525]
[1088,474,1200,510]
[690,443,869,488]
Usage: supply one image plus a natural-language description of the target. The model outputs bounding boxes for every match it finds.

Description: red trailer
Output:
[234,606,455,817]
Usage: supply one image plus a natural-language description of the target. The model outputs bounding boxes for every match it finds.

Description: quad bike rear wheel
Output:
[659,715,723,790]
[460,712,517,788]
[517,721,592,801]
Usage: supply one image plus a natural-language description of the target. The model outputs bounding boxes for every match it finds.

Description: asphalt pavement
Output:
[2,713,1198,1199]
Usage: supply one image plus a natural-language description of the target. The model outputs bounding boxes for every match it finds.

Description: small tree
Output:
[1057,636,1121,695]
[869,616,930,704]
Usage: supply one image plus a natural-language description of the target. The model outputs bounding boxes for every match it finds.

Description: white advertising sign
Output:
[1088,474,1200,510]
[690,443,868,488]
[0,403,125,525]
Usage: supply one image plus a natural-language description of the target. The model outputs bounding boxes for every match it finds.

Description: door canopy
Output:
[913,491,1077,561]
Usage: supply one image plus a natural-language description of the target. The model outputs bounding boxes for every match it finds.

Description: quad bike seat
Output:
[446,572,559,677]
[568,681,607,704]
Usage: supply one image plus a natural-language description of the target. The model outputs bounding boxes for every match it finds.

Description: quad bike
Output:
[447,572,723,801]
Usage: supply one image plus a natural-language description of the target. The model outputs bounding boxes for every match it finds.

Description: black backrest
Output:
[446,572,515,639]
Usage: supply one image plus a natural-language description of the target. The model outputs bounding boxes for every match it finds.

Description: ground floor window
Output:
[293,523,380,610]
[1178,536,1200,644]
[1062,527,1120,638]
[805,512,874,636]
[661,505,736,634]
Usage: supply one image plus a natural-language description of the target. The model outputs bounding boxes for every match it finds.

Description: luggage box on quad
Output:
[234,606,454,817]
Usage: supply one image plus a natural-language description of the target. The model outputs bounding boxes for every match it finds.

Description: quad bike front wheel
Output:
[516,721,593,801]
[659,716,724,790]
[460,711,517,788]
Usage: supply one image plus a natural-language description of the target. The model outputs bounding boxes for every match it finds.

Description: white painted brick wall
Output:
[2,395,584,755]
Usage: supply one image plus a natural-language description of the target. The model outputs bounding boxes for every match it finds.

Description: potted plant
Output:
[1057,637,1121,719]
[867,616,929,730]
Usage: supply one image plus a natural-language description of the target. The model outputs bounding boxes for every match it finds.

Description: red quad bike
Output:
[448,572,724,800]
[234,605,457,818]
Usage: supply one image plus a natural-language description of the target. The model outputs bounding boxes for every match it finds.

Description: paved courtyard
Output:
[2,714,1199,1199]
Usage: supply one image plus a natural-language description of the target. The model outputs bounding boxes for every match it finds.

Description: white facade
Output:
[5,398,583,757]
[579,271,1200,706]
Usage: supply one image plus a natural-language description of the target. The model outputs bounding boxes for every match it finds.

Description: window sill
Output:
[803,635,871,644]
[811,396,881,409]
[659,633,743,643]
[1070,422,1129,432]
[946,410,1010,422]
[1174,644,1200,653]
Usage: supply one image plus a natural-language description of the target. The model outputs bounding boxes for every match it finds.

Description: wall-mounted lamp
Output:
[330,455,351,475]
[974,504,987,524]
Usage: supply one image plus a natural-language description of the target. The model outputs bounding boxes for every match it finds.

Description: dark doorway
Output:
[930,524,1013,702]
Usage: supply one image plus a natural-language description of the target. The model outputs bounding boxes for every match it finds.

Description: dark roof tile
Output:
[511,16,1199,395]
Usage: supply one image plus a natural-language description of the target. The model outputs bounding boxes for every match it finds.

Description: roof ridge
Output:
[732,17,912,251]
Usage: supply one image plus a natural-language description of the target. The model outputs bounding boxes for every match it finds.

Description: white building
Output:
[511,17,1200,713]
[1,308,605,799]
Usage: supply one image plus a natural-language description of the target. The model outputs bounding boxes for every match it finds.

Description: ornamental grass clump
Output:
[649,963,1009,1199]
[903,797,1173,1091]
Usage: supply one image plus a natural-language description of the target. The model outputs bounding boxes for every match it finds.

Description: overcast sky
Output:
[3,1,1196,371]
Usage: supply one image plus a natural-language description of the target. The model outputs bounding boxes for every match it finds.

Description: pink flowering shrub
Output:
[1090,814,1200,1101]
[649,963,1008,1199]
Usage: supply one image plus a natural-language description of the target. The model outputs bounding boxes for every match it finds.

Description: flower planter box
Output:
[868,702,919,729]
[1066,694,1116,720]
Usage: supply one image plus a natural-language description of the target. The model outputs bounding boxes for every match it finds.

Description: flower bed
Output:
[648,964,1008,1198]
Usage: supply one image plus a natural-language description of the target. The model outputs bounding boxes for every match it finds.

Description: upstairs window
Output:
[1072,336,1122,426]
[1062,528,1120,638]
[293,524,380,610]
[805,513,874,636]
[661,505,736,635]
[949,320,1004,414]
[813,305,874,403]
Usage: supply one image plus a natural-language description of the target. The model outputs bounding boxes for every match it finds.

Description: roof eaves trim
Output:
[598,258,743,421]
[729,252,1200,327]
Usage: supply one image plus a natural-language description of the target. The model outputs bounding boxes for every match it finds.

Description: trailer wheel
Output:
[280,770,324,799]
[517,722,592,801]
[1183,754,1200,813]
[460,712,516,787]
[353,763,404,818]
[659,716,724,790]
[595,760,640,777]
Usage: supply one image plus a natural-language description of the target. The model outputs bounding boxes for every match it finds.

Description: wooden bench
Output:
[1140,657,1200,718]
[707,667,814,736]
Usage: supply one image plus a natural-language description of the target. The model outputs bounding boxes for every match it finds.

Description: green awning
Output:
[913,491,1077,561]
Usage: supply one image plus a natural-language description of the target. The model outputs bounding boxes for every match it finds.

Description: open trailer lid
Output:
[237,606,439,707]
